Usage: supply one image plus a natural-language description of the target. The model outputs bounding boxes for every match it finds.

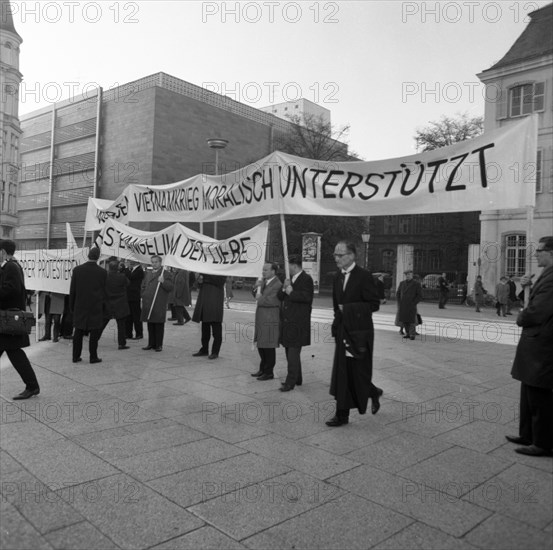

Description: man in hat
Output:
[396,270,422,340]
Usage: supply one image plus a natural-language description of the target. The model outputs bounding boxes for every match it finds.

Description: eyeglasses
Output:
[333,253,351,258]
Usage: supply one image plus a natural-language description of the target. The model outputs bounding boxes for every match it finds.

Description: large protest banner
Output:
[85,116,537,231]
[95,219,268,277]
[19,248,89,294]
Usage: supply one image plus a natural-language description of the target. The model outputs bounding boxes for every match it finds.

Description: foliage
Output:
[414,112,484,152]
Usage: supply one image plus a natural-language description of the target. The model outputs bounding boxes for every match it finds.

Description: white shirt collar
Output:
[291,270,303,283]
[342,262,356,275]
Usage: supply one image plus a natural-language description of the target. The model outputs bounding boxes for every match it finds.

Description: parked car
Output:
[232,278,244,289]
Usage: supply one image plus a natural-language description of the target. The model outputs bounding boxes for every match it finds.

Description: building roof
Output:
[0,0,21,40]
[484,3,552,72]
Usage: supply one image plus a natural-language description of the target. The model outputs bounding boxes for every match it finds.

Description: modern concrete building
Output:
[0,0,22,239]
[477,2,553,290]
[260,98,331,125]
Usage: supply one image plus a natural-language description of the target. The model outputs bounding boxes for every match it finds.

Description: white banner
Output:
[18,248,89,294]
[95,219,268,277]
[85,116,537,230]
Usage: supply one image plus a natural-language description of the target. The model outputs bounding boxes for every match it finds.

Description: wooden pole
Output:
[280,213,290,279]
[147,266,166,321]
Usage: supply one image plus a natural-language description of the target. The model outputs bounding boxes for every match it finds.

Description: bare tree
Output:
[415,112,484,152]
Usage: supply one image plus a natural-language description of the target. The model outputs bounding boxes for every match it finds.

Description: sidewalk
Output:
[1,303,551,549]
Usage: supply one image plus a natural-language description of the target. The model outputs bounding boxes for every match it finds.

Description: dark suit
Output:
[330,264,380,419]
[511,265,553,450]
[69,260,107,361]
[125,265,144,338]
[192,274,226,355]
[0,259,39,391]
[278,271,314,387]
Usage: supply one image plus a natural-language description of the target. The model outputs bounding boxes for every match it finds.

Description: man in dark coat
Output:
[172,269,191,325]
[0,240,40,400]
[278,255,314,391]
[506,274,518,315]
[437,272,449,309]
[140,256,173,352]
[125,260,144,339]
[102,260,130,350]
[327,241,382,427]
[69,247,106,364]
[396,270,422,340]
[507,236,553,457]
[192,273,226,359]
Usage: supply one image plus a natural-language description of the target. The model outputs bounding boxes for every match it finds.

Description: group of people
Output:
[1,235,551,456]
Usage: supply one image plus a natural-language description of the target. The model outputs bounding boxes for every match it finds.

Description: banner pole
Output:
[524,114,538,309]
[280,213,290,279]
[147,266,165,321]
[524,204,534,308]
[35,291,40,343]
[82,231,87,248]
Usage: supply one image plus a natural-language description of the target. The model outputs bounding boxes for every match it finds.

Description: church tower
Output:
[0,0,22,238]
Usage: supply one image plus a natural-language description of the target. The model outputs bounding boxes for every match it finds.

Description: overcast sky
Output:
[11,0,549,160]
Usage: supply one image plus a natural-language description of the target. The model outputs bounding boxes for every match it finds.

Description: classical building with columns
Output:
[477,3,553,292]
[0,0,23,239]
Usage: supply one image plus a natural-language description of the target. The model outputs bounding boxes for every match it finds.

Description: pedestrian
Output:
[326,241,383,427]
[251,263,282,381]
[396,270,422,340]
[495,276,509,317]
[192,273,226,359]
[172,268,191,325]
[141,256,173,352]
[437,272,449,309]
[473,275,486,312]
[102,259,130,350]
[69,247,106,364]
[225,276,234,309]
[278,255,314,392]
[124,260,144,340]
[506,236,553,457]
[0,239,40,400]
[38,292,64,342]
[506,274,518,315]
[460,279,469,306]
[374,274,386,305]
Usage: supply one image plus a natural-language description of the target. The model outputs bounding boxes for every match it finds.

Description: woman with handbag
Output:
[0,240,40,400]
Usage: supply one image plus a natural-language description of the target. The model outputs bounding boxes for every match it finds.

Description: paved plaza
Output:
[1,298,552,550]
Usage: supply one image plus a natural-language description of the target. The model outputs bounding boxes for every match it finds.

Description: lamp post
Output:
[207,138,228,239]
[362,232,371,270]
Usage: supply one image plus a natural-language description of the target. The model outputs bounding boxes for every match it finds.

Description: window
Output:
[398,215,411,234]
[509,82,545,117]
[383,216,395,234]
[536,149,543,193]
[381,249,395,272]
[429,249,441,271]
[505,234,526,276]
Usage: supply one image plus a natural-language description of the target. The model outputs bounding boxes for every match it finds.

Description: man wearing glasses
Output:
[326,241,383,427]
[507,236,553,457]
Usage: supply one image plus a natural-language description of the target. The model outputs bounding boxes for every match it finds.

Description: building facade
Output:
[477,3,553,291]
[0,0,22,239]
[260,98,331,125]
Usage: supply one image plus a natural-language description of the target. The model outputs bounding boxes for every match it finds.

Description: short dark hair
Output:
[88,247,101,261]
[151,255,162,262]
[0,239,16,256]
[288,255,302,267]
[265,262,278,273]
[108,260,119,273]
[337,241,357,256]
[538,236,553,251]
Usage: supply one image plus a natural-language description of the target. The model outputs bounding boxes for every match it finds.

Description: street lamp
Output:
[361,232,371,270]
[207,138,229,239]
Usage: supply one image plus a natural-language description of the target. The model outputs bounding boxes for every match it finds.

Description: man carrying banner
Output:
[507,236,553,457]
[69,247,106,364]
[327,241,382,427]
[192,273,226,360]
[140,256,173,352]
[278,255,314,391]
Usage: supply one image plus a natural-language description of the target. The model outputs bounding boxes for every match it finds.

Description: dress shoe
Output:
[132,336,143,340]
[38,336,51,342]
[409,336,415,340]
[505,435,530,445]
[155,347,163,352]
[72,357,82,363]
[257,373,274,381]
[296,379,303,386]
[371,395,381,415]
[325,416,348,427]
[118,345,130,350]
[173,322,184,326]
[402,335,411,339]
[280,384,294,392]
[208,354,218,360]
[90,358,102,364]
[251,370,263,377]
[515,445,552,457]
[52,338,59,343]
[193,350,208,357]
[167,317,176,321]
[142,345,154,350]
[12,388,40,400]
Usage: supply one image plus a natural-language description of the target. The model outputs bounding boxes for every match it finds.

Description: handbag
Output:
[0,308,36,336]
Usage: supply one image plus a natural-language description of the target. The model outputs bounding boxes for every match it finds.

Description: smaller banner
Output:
[18,248,90,294]
[95,219,268,277]
[302,233,322,294]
